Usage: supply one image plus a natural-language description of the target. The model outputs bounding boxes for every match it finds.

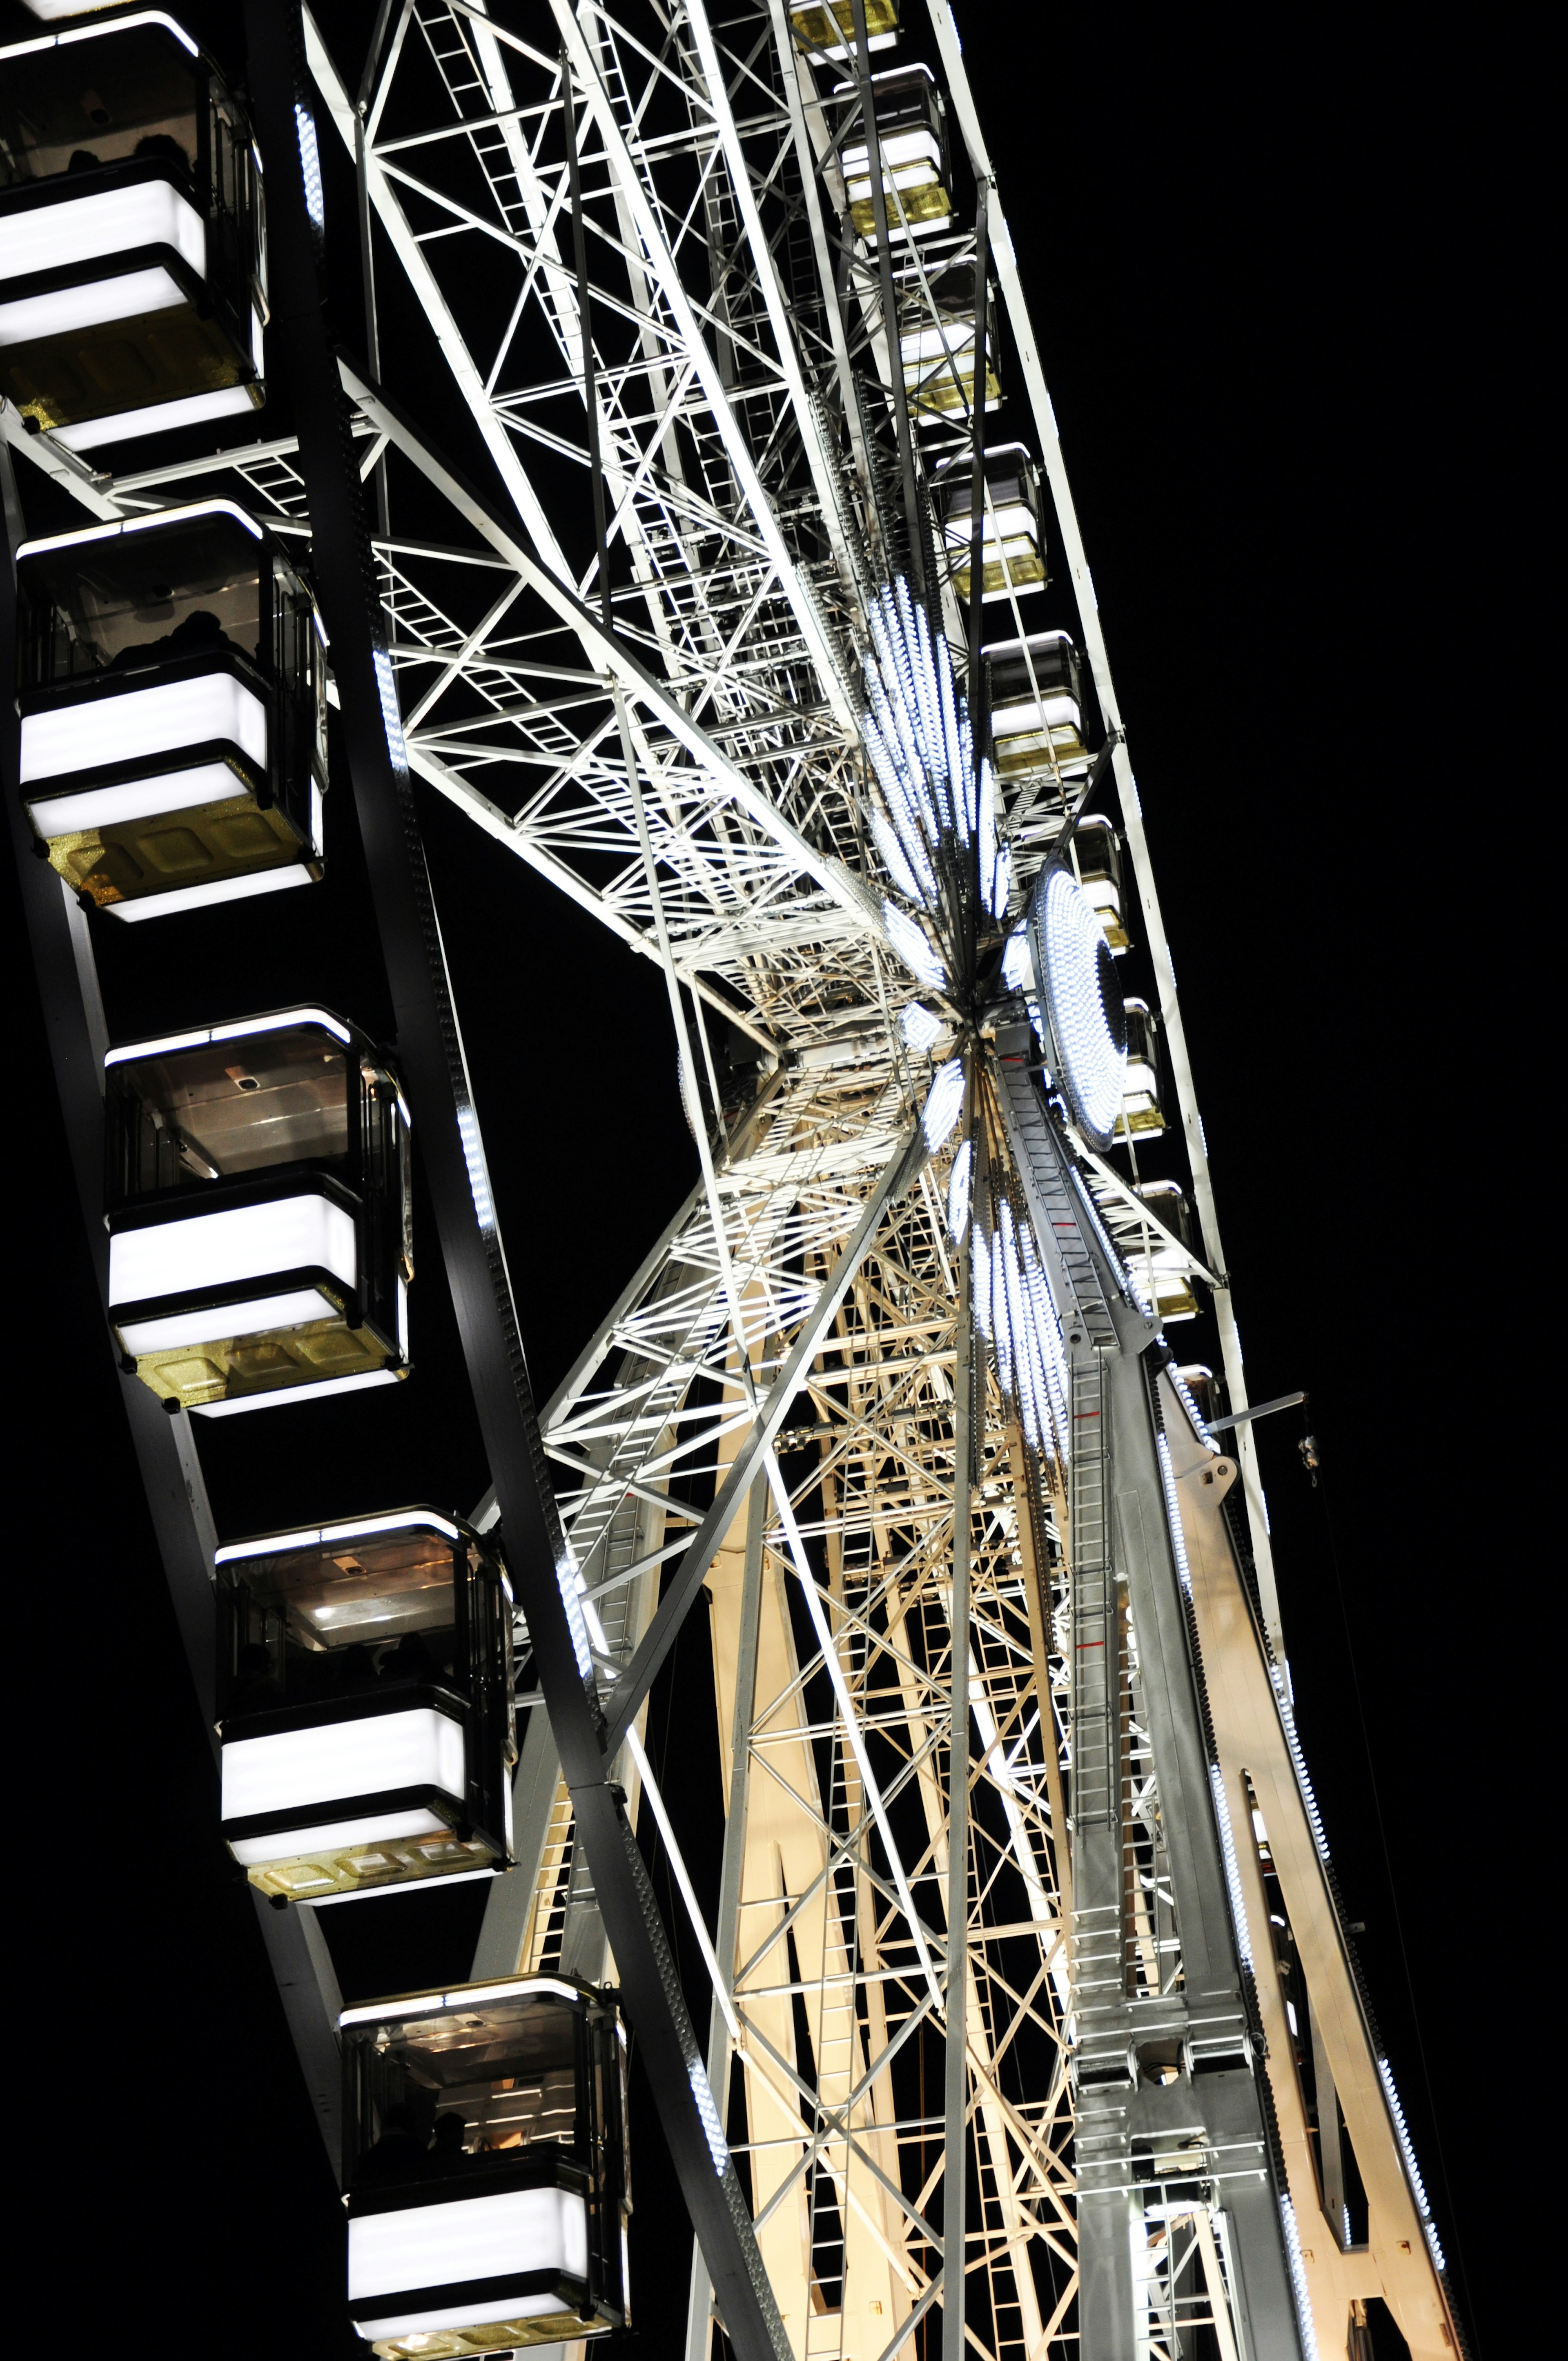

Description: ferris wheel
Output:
[0,3,1467,2358]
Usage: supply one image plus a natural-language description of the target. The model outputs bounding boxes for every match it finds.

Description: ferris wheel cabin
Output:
[984,630,1089,781]
[938,443,1047,601]
[103,1007,412,1413]
[16,501,326,915]
[898,256,1000,426]
[837,63,951,241]
[339,1977,629,2359]
[215,1509,516,1905]
[0,10,265,448]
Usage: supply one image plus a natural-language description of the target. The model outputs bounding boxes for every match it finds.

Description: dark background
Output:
[2,3,1534,2355]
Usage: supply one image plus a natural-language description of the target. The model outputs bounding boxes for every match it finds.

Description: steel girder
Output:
[0,2,1468,2356]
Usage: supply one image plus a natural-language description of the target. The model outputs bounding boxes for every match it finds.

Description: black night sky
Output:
[2,5,1535,2357]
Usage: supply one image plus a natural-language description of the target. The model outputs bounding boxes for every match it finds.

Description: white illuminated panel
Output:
[21,673,267,786]
[111,865,315,924]
[843,129,943,187]
[349,2187,589,2308]
[991,692,1081,738]
[229,1807,450,1868]
[354,2295,565,2343]
[0,265,187,349]
[223,1707,465,1826]
[0,177,205,292]
[109,1192,357,1310]
[56,382,256,452]
[118,1283,337,1354]
[27,759,250,838]
[194,1369,399,1419]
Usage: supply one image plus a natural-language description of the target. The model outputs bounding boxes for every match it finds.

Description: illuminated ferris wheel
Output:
[1,2,1466,2358]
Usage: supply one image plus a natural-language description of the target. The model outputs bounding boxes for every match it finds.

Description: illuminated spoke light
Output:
[861,577,1007,960]
[971,1195,1069,1473]
[901,1001,942,1054]
[946,1137,973,1242]
[921,1057,963,1152]
[883,901,945,991]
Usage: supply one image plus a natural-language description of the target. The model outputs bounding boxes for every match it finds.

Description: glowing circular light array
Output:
[1033,864,1126,1148]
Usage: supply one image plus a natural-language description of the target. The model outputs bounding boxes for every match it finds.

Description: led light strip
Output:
[214,1508,463,1565]
[105,1006,353,1064]
[17,498,262,560]
[338,1977,581,2029]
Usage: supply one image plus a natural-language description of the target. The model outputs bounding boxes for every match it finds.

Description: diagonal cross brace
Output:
[601,1123,927,1757]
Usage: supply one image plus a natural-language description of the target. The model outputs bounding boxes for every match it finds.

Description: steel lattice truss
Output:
[4,4,1466,2357]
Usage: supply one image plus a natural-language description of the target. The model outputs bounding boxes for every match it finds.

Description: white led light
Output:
[223,1707,465,1828]
[338,1976,578,2029]
[117,1284,339,1354]
[452,1978,580,2009]
[318,1510,461,1546]
[947,1138,972,1243]
[294,103,325,228]
[557,1558,594,1681]
[17,500,261,561]
[0,177,205,289]
[901,1001,941,1054]
[1207,1761,1253,1971]
[20,672,267,786]
[353,2295,567,2344]
[105,1007,352,1063]
[861,577,993,936]
[1376,2057,1436,2227]
[883,901,945,991]
[54,13,200,55]
[1271,1668,1332,1862]
[124,498,262,540]
[109,1192,357,1312]
[971,1223,992,1337]
[1156,1432,1194,1599]
[28,760,253,838]
[228,1807,451,1867]
[348,2187,588,2306]
[1033,863,1125,1149]
[1278,2196,1321,2361]
[457,1104,494,1232]
[0,264,188,350]
[193,1368,399,1417]
[976,1199,1069,1471]
[55,383,256,452]
[209,1007,352,1045]
[310,1864,497,1909]
[110,864,315,922]
[688,2057,729,2177]
[373,646,408,771]
[1000,929,1032,991]
[921,1057,963,1153]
